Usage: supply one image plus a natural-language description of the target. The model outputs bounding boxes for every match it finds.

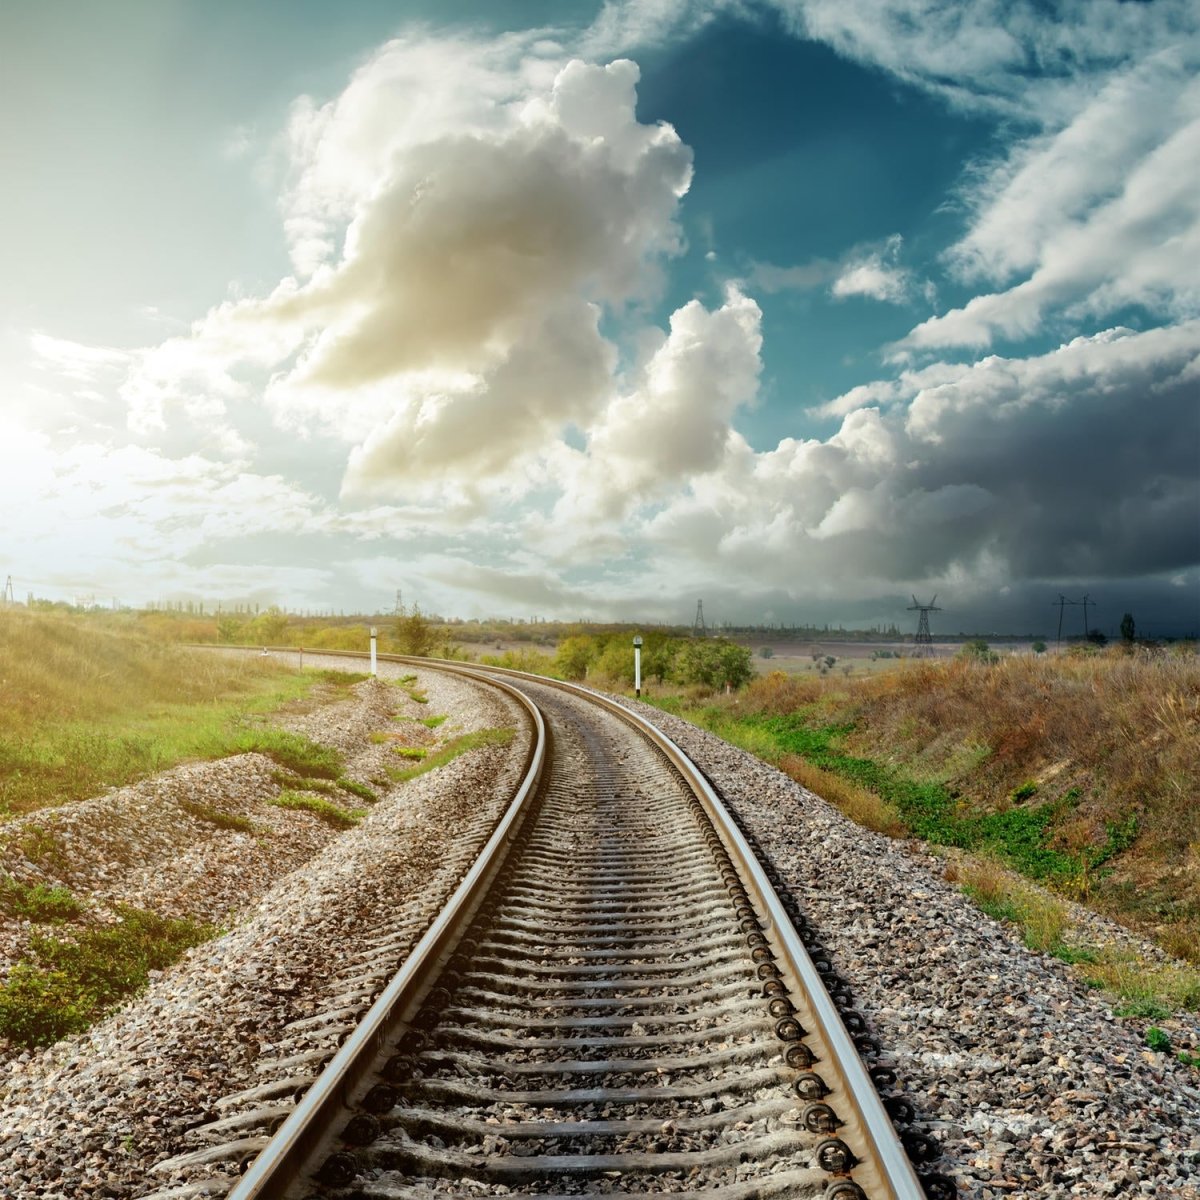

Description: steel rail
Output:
[205,647,925,1199]
[438,659,927,1200]
[225,661,545,1199]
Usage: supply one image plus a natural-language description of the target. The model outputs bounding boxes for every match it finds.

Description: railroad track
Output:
[148,657,948,1199]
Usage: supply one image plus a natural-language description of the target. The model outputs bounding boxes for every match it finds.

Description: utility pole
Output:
[2,576,13,605]
[692,600,707,638]
[1053,594,1068,650]
[1080,593,1093,640]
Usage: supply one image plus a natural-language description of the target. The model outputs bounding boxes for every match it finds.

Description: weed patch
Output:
[393,675,429,704]
[0,906,213,1047]
[309,669,370,687]
[178,800,256,834]
[1146,1026,1172,1052]
[230,729,343,779]
[394,747,427,760]
[778,755,906,838]
[420,715,448,728]
[387,727,514,783]
[268,790,363,829]
[337,778,378,804]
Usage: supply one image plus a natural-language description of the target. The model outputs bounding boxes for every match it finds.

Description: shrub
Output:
[395,605,436,656]
[555,635,596,681]
[0,875,84,922]
[960,639,998,663]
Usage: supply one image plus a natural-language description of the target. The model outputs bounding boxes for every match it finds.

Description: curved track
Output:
[149,656,935,1200]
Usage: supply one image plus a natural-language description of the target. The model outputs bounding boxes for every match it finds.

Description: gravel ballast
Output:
[620,695,1200,1200]
[0,659,530,1199]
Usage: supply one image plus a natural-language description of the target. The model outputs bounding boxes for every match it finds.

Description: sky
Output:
[2,0,1198,636]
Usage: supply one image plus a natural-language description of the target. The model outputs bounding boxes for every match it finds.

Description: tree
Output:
[1087,628,1108,646]
[1031,640,1047,654]
[247,606,289,645]
[673,639,753,691]
[395,604,436,656]
[1120,612,1136,644]
[217,615,245,644]
[554,635,595,680]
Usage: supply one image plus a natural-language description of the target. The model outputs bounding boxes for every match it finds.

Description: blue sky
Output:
[2,0,1198,634]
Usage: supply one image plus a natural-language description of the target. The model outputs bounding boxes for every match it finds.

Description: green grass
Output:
[178,800,257,833]
[227,728,343,779]
[268,790,364,829]
[0,665,331,818]
[0,875,85,922]
[393,675,429,704]
[0,905,214,1047]
[386,727,514,783]
[420,714,448,728]
[337,778,378,804]
[394,747,427,760]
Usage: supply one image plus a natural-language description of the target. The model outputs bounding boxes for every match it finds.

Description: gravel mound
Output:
[0,662,528,1199]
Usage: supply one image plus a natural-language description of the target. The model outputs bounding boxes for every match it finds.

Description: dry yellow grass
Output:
[739,647,1200,955]
[779,754,907,838]
[947,851,1200,1013]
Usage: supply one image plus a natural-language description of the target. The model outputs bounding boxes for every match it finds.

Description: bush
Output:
[961,639,998,663]
[0,875,84,922]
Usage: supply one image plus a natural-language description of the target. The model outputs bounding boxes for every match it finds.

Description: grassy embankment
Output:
[645,648,1200,1021]
[0,608,362,816]
[0,610,372,1046]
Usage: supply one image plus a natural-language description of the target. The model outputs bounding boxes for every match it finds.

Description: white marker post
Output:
[369,626,378,677]
[633,635,643,698]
